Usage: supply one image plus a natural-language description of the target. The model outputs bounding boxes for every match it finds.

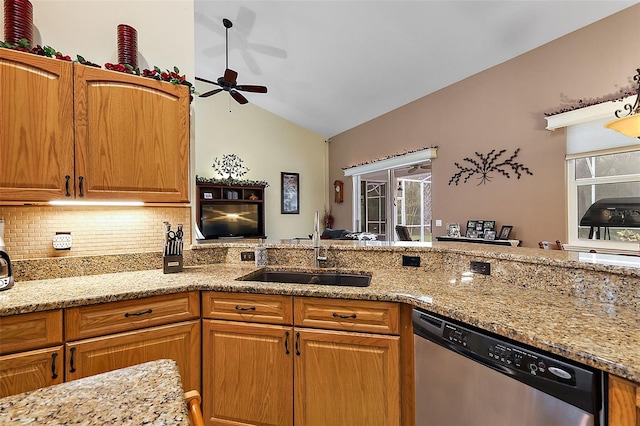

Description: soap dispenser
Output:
[255,239,267,267]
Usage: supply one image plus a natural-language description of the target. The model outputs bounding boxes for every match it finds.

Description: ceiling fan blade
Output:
[236,85,267,93]
[223,68,238,85]
[199,88,224,98]
[195,76,221,86]
[230,90,248,105]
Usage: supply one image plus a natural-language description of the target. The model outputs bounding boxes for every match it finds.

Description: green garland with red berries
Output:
[0,38,194,95]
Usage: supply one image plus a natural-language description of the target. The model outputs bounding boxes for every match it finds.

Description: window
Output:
[550,109,640,253]
[568,150,640,247]
[343,148,437,241]
[396,173,432,241]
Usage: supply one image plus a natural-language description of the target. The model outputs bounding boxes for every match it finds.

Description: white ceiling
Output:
[194,1,637,138]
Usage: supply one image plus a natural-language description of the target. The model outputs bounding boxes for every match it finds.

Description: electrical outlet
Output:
[470,260,490,275]
[241,251,255,261]
[402,255,421,267]
[53,232,72,250]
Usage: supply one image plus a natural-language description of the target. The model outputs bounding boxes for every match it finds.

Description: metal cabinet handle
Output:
[124,308,152,318]
[51,352,59,379]
[284,331,290,355]
[78,176,84,197]
[69,347,76,373]
[234,305,256,311]
[332,312,357,319]
[64,175,71,197]
[295,332,301,356]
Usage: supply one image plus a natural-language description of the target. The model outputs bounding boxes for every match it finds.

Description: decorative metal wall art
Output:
[448,148,533,186]
[212,154,249,180]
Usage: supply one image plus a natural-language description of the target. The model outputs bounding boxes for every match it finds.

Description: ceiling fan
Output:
[195,18,267,105]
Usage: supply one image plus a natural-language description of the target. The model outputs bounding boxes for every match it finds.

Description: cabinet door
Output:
[609,375,640,426]
[73,64,190,202]
[202,320,293,426]
[294,328,400,426]
[0,346,64,397]
[66,320,200,392]
[0,48,74,201]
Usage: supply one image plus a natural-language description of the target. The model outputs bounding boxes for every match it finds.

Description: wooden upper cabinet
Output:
[0,48,74,202]
[73,64,190,202]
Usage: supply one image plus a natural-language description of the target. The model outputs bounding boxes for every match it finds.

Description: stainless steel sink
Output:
[238,270,371,287]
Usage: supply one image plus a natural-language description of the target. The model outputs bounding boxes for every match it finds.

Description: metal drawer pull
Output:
[64,175,71,197]
[284,331,290,354]
[234,305,256,311]
[51,352,59,379]
[295,332,301,356]
[124,308,153,318]
[78,176,84,197]
[69,347,76,373]
[332,312,357,319]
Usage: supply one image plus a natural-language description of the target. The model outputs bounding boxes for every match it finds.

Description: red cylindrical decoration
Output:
[3,0,33,46]
[117,24,138,68]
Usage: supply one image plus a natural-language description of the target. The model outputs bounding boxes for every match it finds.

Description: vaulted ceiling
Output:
[194,1,637,138]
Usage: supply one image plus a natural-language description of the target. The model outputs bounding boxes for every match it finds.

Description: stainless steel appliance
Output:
[0,249,14,291]
[413,308,602,426]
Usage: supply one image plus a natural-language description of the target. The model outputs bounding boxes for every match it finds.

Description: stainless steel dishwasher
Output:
[413,308,603,426]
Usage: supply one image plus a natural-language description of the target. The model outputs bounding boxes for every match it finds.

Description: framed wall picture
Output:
[281,172,300,214]
[499,225,513,240]
[475,220,484,231]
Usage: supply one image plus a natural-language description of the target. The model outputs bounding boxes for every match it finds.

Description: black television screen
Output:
[201,203,261,238]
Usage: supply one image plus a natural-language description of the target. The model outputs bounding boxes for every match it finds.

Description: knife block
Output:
[163,254,183,274]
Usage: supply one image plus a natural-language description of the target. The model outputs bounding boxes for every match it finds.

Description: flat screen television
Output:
[200,202,262,239]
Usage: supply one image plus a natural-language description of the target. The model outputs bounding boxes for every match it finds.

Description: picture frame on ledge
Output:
[499,225,513,240]
[281,172,300,214]
[484,230,497,240]
[447,223,461,238]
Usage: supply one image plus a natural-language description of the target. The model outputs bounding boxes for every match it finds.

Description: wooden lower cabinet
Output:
[202,320,294,426]
[0,346,64,398]
[66,320,200,392]
[609,375,640,426]
[294,328,400,426]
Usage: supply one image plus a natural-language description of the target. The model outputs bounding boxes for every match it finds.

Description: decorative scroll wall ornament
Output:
[212,154,249,180]
[448,148,533,186]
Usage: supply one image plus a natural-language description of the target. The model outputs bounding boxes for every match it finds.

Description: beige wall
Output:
[193,81,327,240]
[328,5,640,248]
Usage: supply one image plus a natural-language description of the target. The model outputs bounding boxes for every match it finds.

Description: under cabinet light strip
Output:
[49,200,144,207]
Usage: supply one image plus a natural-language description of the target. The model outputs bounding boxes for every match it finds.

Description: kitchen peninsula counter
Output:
[2,241,640,383]
[0,359,190,424]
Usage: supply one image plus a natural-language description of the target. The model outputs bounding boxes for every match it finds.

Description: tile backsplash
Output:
[0,206,191,260]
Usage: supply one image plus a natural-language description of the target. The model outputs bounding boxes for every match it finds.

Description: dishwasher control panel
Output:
[442,322,576,385]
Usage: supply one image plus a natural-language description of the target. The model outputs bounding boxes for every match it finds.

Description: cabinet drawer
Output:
[294,298,400,335]
[0,310,63,355]
[202,292,293,325]
[65,292,200,340]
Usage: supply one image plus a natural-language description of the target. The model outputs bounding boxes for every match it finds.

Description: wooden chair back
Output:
[538,240,564,250]
[184,390,204,426]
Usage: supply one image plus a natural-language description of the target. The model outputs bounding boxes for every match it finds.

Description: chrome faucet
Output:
[313,211,328,267]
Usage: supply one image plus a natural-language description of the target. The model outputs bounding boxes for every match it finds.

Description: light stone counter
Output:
[0,359,190,425]
[3,242,640,384]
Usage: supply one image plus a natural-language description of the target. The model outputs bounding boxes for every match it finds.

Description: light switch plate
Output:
[53,233,72,250]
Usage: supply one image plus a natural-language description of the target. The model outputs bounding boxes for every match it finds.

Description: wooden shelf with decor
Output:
[196,182,266,240]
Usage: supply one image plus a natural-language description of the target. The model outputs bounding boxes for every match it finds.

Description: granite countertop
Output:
[0,359,190,425]
[1,256,639,383]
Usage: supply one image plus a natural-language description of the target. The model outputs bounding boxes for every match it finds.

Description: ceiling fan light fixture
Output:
[605,68,640,138]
